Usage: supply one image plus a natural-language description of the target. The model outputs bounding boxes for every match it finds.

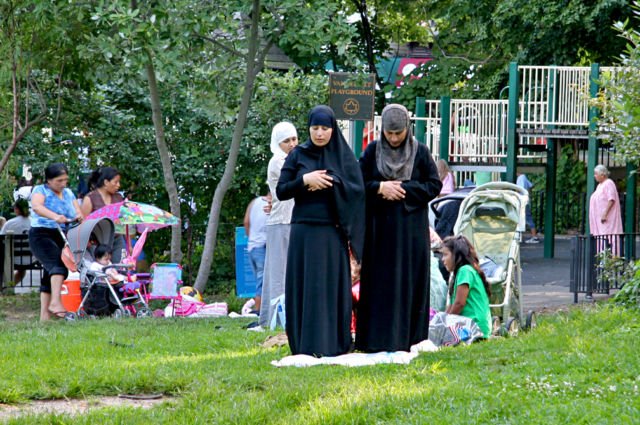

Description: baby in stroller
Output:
[90,244,127,284]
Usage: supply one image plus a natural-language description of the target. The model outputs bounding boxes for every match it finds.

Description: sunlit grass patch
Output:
[0,303,638,423]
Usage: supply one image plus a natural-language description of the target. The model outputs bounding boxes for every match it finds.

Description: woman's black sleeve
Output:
[276,150,306,201]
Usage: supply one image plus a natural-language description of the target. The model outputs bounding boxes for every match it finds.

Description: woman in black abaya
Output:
[356,104,442,352]
[276,105,365,357]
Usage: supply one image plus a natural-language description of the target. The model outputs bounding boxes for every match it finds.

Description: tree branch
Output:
[263,3,286,36]
[351,0,383,87]
[56,64,64,123]
[23,67,30,127]
[426,24,497,65]
[195,33,246,59]
[28,75,47,119]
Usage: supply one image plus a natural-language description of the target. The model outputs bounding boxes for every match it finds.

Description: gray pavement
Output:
[520,235,609,311]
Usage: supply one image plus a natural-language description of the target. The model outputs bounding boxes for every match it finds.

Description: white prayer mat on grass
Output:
[271,340,438,368]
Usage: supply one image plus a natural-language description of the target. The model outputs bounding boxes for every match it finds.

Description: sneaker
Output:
[524,237,540,244]
[247,323,264,332]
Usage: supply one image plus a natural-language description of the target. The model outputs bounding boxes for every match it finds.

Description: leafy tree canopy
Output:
[597,1,640,164]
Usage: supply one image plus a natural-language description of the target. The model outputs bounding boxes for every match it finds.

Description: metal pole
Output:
[414,97,426,144]
[544,139,556,258]
[439,96,451,162]
[353,120,364,158]
[543,66,557,258]
[506,62,519,183]
[585,63,600,236]
[584,63,600,301]
[624,163,637,259]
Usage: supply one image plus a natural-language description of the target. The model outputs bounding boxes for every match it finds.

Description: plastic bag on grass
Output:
[428,312,484,347]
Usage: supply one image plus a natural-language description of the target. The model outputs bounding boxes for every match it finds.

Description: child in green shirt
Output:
[441,235,492,338]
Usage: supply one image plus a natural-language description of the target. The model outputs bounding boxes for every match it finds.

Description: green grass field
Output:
[0,295,638,424]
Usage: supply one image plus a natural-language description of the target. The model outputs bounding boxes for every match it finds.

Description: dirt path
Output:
[0,395,171,420]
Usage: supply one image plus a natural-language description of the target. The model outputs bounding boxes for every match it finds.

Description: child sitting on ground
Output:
[90,244,126,284]
[441,235,492,338]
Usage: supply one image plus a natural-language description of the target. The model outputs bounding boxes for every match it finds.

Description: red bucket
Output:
[61,279,82,313]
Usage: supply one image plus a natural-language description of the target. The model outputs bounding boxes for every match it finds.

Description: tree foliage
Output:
[0,1,91,177]
[597,1,640,164]
[1,0,637,293]
[390,0,633,103]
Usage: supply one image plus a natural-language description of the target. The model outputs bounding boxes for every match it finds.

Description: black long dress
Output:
[276,140,363,357]
[355,141,442,352]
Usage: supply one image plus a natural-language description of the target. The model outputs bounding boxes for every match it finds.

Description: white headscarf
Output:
[270,122,298,158]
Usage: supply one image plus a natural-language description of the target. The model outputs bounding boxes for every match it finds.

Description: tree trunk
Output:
[353,0,383,89]
[145,52,183,263]
[194,0,265,292]
[0,58,46,175]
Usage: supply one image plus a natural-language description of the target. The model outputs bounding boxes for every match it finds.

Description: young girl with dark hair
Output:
[441,235,492,338]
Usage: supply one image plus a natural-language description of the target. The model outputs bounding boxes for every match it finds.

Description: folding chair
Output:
[148,263,184,316]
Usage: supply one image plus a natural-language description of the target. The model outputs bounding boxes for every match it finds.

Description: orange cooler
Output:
[61,279,82,312]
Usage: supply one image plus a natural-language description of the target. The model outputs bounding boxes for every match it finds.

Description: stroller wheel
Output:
[136,307,153,318]
[64,312,76,322]
[113,308,125,319]
[77,309,88,320]
[525,311,537,330]
[491,316,501,336]
[503,318,520,337]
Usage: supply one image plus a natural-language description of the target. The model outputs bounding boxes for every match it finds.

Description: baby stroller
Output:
[65,218,151,319]
[452,182,535,335]
[429,186,475,239]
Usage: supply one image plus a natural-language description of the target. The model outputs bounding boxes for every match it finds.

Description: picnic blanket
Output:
[164,299,228,318]
[271,340,438,368]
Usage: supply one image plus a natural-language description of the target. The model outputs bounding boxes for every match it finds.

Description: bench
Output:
[1,234,43,289]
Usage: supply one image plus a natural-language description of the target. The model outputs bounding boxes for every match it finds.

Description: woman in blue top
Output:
[441,235,492,338]
[29,163,84,320]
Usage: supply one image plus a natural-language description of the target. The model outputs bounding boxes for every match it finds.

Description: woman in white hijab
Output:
[259,122,299,329]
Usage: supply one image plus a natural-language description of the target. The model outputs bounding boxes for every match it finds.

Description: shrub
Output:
[597,251,640,307]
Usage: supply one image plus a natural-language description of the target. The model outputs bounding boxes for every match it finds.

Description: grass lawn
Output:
[0,294,638,424]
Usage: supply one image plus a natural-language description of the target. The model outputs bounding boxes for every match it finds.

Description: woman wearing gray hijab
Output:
[356,104,442,352]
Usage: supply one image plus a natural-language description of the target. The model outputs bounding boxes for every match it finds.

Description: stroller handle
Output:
[103,263,135,272]
[470,181,528,197]
[56,218,82,233]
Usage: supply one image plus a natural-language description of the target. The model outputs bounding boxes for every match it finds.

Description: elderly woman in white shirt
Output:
[259,122,298,328]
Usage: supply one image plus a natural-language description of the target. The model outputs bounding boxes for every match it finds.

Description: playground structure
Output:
[347,62,637,259]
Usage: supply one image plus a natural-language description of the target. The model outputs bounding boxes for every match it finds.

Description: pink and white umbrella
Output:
[87,200,180,261]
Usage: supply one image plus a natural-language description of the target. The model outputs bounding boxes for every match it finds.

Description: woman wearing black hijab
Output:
[356,104,442,352]
[277,105,365,357]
